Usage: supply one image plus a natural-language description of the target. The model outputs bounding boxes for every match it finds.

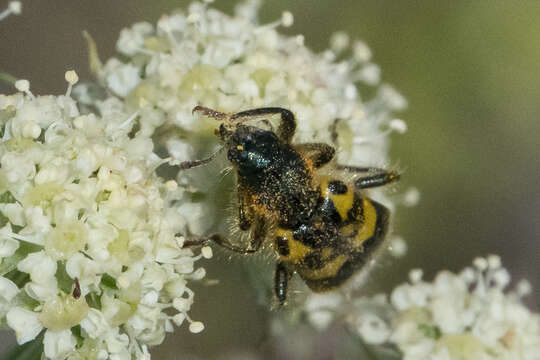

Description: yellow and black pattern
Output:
[180,106,398,305]
[273,176,390,292]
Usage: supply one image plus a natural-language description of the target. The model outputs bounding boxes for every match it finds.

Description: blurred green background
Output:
[1,0,539,359]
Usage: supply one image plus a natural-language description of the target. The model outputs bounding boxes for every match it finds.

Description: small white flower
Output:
[330,31,350,53]
[21,206,52,242]
[14,79,30,93]
[388,236,407,257]
[0,203,25,226]
[117,22,155,56]
[80,309,109,339]
[356,313,391,344]
[9,1,22,15]
[65,253,101,294]
[18,250,57,284]
[353,40,372,63]
[280,11,294,27]
[1,152,35,184]
[0,276,19,316]
[189,321,205,334]
[201,246,213,259]
[6,307,43,344]
[65,70,79,85]
[103,59,141,97]
[43,329,77,359]
[0,229,20,258]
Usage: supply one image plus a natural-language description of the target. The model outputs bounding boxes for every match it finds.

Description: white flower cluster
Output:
[306,256,540,360]
[84,0,407,234]
[2,0,409,358]
[0,77,210,359]
[100,0,407,155]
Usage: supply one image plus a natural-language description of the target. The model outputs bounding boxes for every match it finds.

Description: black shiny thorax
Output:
[225,125,319,228]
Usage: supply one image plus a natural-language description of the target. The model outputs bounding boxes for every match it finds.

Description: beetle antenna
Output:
[177,147,224,170]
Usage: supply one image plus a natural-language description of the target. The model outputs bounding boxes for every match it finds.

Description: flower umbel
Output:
[0,75,208,359]
[305,256,540,360]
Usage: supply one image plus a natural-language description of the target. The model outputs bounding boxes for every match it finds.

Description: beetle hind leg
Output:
[337,165,400,189]
[274,261,292,306]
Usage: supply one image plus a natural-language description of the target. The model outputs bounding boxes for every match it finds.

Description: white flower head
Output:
[335,256,540,360]
[0,71,207,357]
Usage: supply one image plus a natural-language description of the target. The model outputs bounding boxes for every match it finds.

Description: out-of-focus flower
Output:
[0,1,22,22]
[305,255,540,360]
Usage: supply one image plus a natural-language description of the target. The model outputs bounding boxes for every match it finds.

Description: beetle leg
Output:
[230,107,296,143]
[238,183,254,231]
[207,216,266,254]
[295,142,336,168]
[274,261,292,306]
[337,165,400,189]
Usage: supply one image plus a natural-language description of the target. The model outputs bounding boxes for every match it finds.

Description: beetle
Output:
[180,106,399,305]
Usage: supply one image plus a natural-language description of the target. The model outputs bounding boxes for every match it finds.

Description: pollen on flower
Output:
[65,70,79,85]
[64,70,79,97]
[38,294,90,331]
[44,221,88,260]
